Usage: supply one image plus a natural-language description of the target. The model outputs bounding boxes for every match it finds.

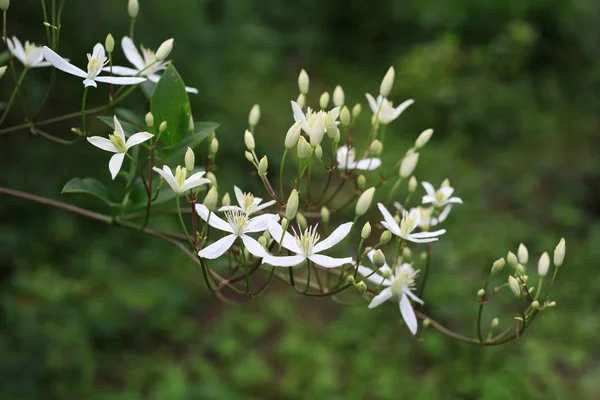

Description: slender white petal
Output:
[447,197,463,204]
[91,43,105,60]
[125,131,153,149]
[405,289,424,305]
[101,65,140,76]
[438,206,452,223]
[421,195,435,204]
[440,186,454,198]
[113,115,126,142]
[198,234,236,259]
[400,293,418,335]
[109,153,126,180]
[313,222,353,253]
[356,266,392,286]
[152,166,179,193]
[218,205,244,213]
[336,146,349,169]
[7,38,25,65]
[409,229,446,238]
[377,203,401,236]
[330,107,341,120]
[234,186,245,207]
[365,93,379,113]
[87,136,118,153]
[180,177,210,193]
[422,181,436,197]
[148,74,161,83]
[267,220,302,254]
[83,79,98,88]
[354,158,382,171]
[254,199,276,212]
[41,46,87,78]
[121,36,145,70]
[291,101,309,133]
[241,235,268,258]
[308,254,353,268]
[94,75,146,85]
[263,254,306,267]
[406,235,439,244]
[368,287,393,308]
[390,99,414,120]
[185,85,199,94]
[195,204,234,233]
[35,61,52,68]
[246,214,279,233]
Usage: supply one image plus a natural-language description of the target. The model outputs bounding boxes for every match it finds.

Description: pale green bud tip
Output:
[314,144,323,159]
[281,218,289,227]
[155,39,174,61]
[356,281,367,293]
[285,189,299,221]
[189,116,194,132]
[423,318,431,328]
[531,300,540,310]
[128,0,139,18]
[203,187,219,211]
[441,178,450,187]
[379,66,395,97]
[0,0,9,11]
[491,257,506,274]
[248,104,260,126]
[159,121,167,133]
[373,249,386,268]
[355,187,375,216]
[222,193,231,207]
[285,120,302,149]
[206,172,217,188]
[296,213,307,230]
[320,206,330,223]
[357,174,366,190]
[399,152,419,178]
[347,275,355,283]
[258,156,268,177]
[333,85,344,107]
[297,136,312,159]
[380,230,392,244]
[507,251,518,267]
[361,222,371,239]
[244,129,255,150]
[408,176,417,192]
[352,103,361,119]
[537,252,550,277]
[319,92,330,109]
[516,263,525,274]
[325,113,338,140]
[145,112,154,128]
[184,147,195,172]
[415,129,433,149]
[105,34,115,53]
[491,318,499,328]
[0,66,7,80]
[298,69,309,95]
[402,247,412,260]
[508,276,521,297]
[296,93,306,109]
[258,236,268,248]
[370,140,383,157]
[477,289,485,299]
[554,238,565,267]
[210,138,219,154]
[340,106,351,127]
[244,151,254,162]
[382,270,391,279]
[420,252,428,261]
[518,243,529,264]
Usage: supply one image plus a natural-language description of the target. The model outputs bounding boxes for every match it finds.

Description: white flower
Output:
[264,220,353,268]
[102,37,198,94]
[152,165,210,195]
[393,203,452,228]
[87,116,153,179]
[42,43,146,88]
[195,204,279,259]
[357,250,423,335]
[377,203,445,243]
[336,146,381,171]
[218,186,276,216]
[366,93,414,125]
[421,181,463,208]
[291,101,340,146]
[6,37,50,68]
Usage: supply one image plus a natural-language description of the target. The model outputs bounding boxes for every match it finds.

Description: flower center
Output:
[109,133,126,153]
[24,41,41,65]
[242,193,257,214]
[391,264,418,298]
[435,190,446,204]
[293,224,320,256]
[174,166,187,188]
[346,147,356,164]
[225,209,249,236]
[399,211,418,237]
[141,47,161,75]
[87,53,108,79]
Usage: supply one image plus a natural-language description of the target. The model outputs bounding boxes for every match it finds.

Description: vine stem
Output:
[0,68,28,125]
[279,148,288,200]
[80,86,89,132]
[176,196,193,244]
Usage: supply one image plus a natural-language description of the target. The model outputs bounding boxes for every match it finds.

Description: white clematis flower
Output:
[152,165,211,195]
[195,204,279,259]
[336,146,381,171]
[218,186,275,216]
[264,220,353,268]
[393,203,452,228]
[102,37,198,94]
[357,250,423,335]
[42,43,146,88]
[6,37,51,68]
[377,203,446,243]
[87,116,153,179]
[291,101,340,146]
[366,93,414,125]
[421,181,463,208]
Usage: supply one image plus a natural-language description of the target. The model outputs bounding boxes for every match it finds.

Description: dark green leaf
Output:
[160,122,219,164]
[97,116,141,137]
[61,177,118,207]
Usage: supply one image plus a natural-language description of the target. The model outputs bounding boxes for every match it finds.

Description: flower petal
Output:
[113,115,126,142]
[356,265,392,286]
[405,234,439,244]
[447,197,463,204]
[152,166,180,193]
[437,206,452,223]
[101,65,141,76]
[87,136,117,153]
[409,229,446,239]
[336,146,349,168]
[313,222,353,253]
[198,234,236,259]
[354,158,382,171]
[109,153,126,180]
[83,79,98,88]
[42,46,87,78]
[368,287,392,308]
[7,37,25,65]
[421,181,436,197]
[421,195,435,204]
[291,101,309,133]
[180,177,210,193]
[391,99,414,120]
[254,199,276,213]
[246,214,279,233]
[241,235,268,258]
[399,293,418,335]
[365,93,378,114]
[185,85,199,95]
[125,131,154,149]
[94,75,146,85]
[263,254,305,267]
[267,220,302,254]
[195,204,234,233]
[440,186,454,198]
[234,186,245,207]
[91,43,105,60]
[405,289,424,305]
[121,36,145,70]
[148,74,160,83]
[377,203,401,236]
[308,254,353,268]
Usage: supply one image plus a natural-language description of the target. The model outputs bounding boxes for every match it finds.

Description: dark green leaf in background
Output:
[61,177,118,207]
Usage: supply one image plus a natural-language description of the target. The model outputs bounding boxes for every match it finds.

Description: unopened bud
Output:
[507,251,518,268]
[415,129,433,149]
[285,189,299,220]
[281,218,289,228]
[402,247,412,261]
[347,275,355,283]
[420,252,428,261]
[333,85,344,107]
[516,263,525,275]
[244,151,254,162]
[361,222,371,239]
[203,187,218,211]
[508,276,521,297]
[356,281,367,294]
[423,318,430,328]
[547,301,556,307]
[518,243,529,264]
[155,39,174,61]
[258,156,268,177]
[355,187,375,216]
[399,152,419,178]
[314,144,323,159]
[210,138,219,154]
[297,136,312,159]
[352,103,361,120]
[206,172,217,188]
[0,66,7,80]
[369,140,383,157]
[258,236,268,248]
[0,0,9,11]
[298,69,309,95]
[491,318,499,328]
[105,34,115,53]
[296,93,306,109]
[128,0,139,18]
[285,120,302,149]
[159,121,167,133]
[222,192,231,206]
[379,66,395,97]
[296,213,307,231]
[554,238,565,267]
[320,206,330,223]
[189,116,194,132]
[408,176,417,192]
[184,147,195,172]
[248,104,260,126]
[373,249,386,268]
[244,129,255,150]
[380,230,392,244]
[340,106,351,127]
[319,92,330,109]
[531,300,540,310]
[145,112,154,128]
[491,258,505,275]
[537,252,550,277]
[325,113,338,139]
[357,174,366,190]
[477,289,485,300]
[441,178,450,187]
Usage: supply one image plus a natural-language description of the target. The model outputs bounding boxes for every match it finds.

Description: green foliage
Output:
[62,177,118,207]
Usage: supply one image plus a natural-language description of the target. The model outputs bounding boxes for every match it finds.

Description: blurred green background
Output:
[1,0,600,399]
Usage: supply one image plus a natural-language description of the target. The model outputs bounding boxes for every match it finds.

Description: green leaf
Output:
[61,177,118,207]
[150,64,191,146]
[160,122,219,164]
[97,116,141,137]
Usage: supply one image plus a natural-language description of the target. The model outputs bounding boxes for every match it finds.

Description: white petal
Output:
[194,204,234,233]
[125,131,154,149]
[180,177,210,193]
[354,158,382,171]
[148,74,161,83]
[421,195,435,204]
[241,235,268,258]
[400,293,418,335]
[198,234,236,259]
[308,254,353,268]
[91,43,105,60]
[109,153,125,180]
[437,206,452,223]
[405,234,439,244]
[246,214,279,233]
[409,229,446,239]
[217,205,244,213]
[42,46,87,77]
[185,85,199,94]
[447,197,463,204]
[365,93,378,113]
[368,287,393,308]
[152,166,180,193]
[7,37,25,65]
[253,199,276,213]
[356,265,392,286]
[391,99,414,120]
[121,36,145,70]
[313,222,353,253]
[440,186,454,198]
[267,220,302,254]
[336,146,349,168]
[377,203,401,236]
[94,75,146,85]
[83,79,98,88]
[113,115,126,142]
[405,289,424,305]
[291,101,309,133]
[87,136,118,153]
[421,181,436,197]
[234,186,245,207]
[263,254,305,267]
[102,65,141,76]
[35,61,52,68]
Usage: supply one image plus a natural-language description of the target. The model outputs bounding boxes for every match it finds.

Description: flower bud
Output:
[244,151,254,162]
[298,69,309,95]
[379,66,395,97]
[0,66,6,80]
[531,300,540,310]
[210,138,219,154]
[508,276,521,297]
[321,206,330,223]
[356,281,367,294]
[491,257,505,275]
[491,318,499,328]
[145,112,154,128]
[399,152,419,178]
[297,136,312,159]
[372,249,386,269]
[159,121,167,133]
[369,140,383,157]
[355,187,375,216]
[340,106,351,127]
[105,34,115,53]
[128,0,139,18]
[394,215,400,224]
[308,114,326,146]
[244,129,255,150]
[380,230,392,244]
[0,0,9,11]
[537,252,550,276]
[281,218,289,228]
[319,92,330,109]
[507,251,518,268]
[408,176,418,193]
[357,174,366,190]
[477,289,485,300]
[516,263,525,275]
[206,172,217,188]
[382,269,391,279]
[325,113,338,139]
[415,129,433,149]
[554,238,565,267]
[203,187,218,211]
[189,116,194,132]
[184,147,195,172]
[222,192,231,206]
[420,252,428,261]
[286,189,299,221]
[258,156,268,177]
[285,120,302,149]
[333,85,344,107]
[314,144,323,159]
[296,93,306,109]
[258,236,268,248]
[248,104,260,126]
[352,103,361,120]
[518,243,528,265]
[546,301,556,307]
[155,38,174,61]
[296,213,307,231]
[402,247,412,261]
[347,275,355,283]
[361,222,371,239]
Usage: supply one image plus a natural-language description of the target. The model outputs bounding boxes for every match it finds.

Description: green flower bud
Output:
[441,178,450,187]
[516,263,525,275]
[296,213,307,231]
[477,289,485,300]
[105,34,115,53]
[325,113,338,140]
[296,93,306,109]
[399,152,419,178]
[415,129,433,149]
[518,243,528,264]
[286,189,299,221]
[357,174,366,190]
[203,187,218,211]
[380,230,392,245]
[356,281,367,294]
[369,140,383,157]
[408,176,417,192]
[491,318,499,328]
[245,151,254,162]
[355,187,375,216]
[537,252,550,277]
[297,136,312,159]
[314,144,323,159]
[508,276,521,297]
[222,192,231,206]
[159,120,167,133]
[0,66,6,80]
[361,222,371,239]
[333,85,344,107]
[352,103,361,120]
[554,238,565,267]
[210,138,219,154]
[507,251,518,268]
[340,106,351,127]
[244,129,255,150]
[128,0,139,18]
[285,120,303,149]
[373,249,386,268]
[145,112,154,128]
[258,236,268,248]
[420,252,428,261]
[423,318,431,328]
[531,300,540,310]
[402,247,412,261]
[258,156,268,177]
[491,257,505,275]
[319,92,330,109]
[248,104,260,126]
[184,147,195,172]
[0,0,9,11]
[155,38,174,61]
[206,172,217,188]
[379,66,395,97]
[298,69,309,95]
[320,206,330,223]
[347,275,355,283]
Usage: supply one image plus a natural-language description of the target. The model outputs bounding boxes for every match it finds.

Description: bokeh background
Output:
[2,0,600,399]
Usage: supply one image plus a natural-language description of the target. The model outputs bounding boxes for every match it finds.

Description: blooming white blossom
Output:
[152,165,210,195]
[366,93,414,125]
[377,203,446,243]
[357,250,423,334]
[6,37,51,68]
[102,37,198,94]
[87,116,153,179]
[421,181,463,208]
[42,43,146,88]
[336,146,381,171]
[264,220,353,268]
[393,203,452,228]
[218,186,276,216]
[291,101,340,146]
[195,204,279,259]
